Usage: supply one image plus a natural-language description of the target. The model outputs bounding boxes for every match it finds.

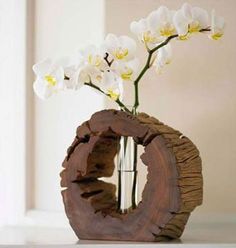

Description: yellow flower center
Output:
[188,21,201,33]
[114,48,129,60]
[178,34,190,41]
[211,32,223,40]
[95,75,102,82]
[121,68,133,80]
[165,59,171,65]
[107,89,119,100]
[88,54,102,67]
[143,31,156,43]
[44,75,57,86]
[160,24,175,37]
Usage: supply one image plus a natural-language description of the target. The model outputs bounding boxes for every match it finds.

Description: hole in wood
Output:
[73,131,147,215]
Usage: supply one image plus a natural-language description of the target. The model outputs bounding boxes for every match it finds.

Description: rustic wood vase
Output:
[60,109,203,242]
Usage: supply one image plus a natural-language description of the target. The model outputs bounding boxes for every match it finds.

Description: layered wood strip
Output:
[137,113,202,240]
[60,110,202,241]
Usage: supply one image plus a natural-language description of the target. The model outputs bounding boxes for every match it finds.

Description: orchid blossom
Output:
[173,3,209,39]
[153,44,172,73]
[115,58,140,81]
[209,10,225,40]
[130,18,158,46]
[147,6,176,40]
[104,33,137,61]
[33,2,225,114]
[33,58,65,99]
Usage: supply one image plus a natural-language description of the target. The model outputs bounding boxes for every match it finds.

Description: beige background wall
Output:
[105,0,236,215]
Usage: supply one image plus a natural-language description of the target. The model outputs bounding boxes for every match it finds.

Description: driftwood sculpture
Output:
[60,109,203,241]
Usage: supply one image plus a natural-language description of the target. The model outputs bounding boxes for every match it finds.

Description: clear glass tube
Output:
[117,136,138,213]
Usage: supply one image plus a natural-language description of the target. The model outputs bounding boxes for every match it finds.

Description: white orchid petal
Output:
[130,21,141,36]
[147,10,160,33]
[78,70,90,84]
[210,10,225,40]
[105,33,119,51]
[181,3,192,20]
[82,45,97,57]
[127,57,140,70]
[131,18,159,45]
[64,65,76,78]
[32,58,52,76]
[104,34,136,61]
[64,79,76,90]
[78,44,107,71]
[170,10,176,19]
[100,71,123,100]
[153,44,172,72]
[130,19,148,40]
[148,6,176,38]
[212,10,225,30]
[157,6,170,23]
[192,7,209,28]
[137,19,148,32]
[78,64,102,85]
[33,78,52,100]
[82,45,105,64]
[173,10,189,36]
[65,67,80,89]
[116,58,140,81]
[119,36,136,57]
[32,58,66,99]
[53,67,65,89]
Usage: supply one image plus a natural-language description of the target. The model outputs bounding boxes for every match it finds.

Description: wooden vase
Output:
[60,109,203,242]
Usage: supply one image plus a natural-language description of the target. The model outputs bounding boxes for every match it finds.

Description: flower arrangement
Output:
[33,3,224,115]
[35,3,226,240]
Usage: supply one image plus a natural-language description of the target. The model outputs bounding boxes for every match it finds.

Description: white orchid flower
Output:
[33,58,64,99]
[56,55,83,90]
[174,3,209,38]
[77,64,102,85]
[100,70,123,100]
[209,10,225,40]
[147,6,176,40]
[130,18,158,45]
[62,45,107,89]
[104,33,136,61]
[80,45,107,70]
[64,65,81,89]
[173,9,189,37]
[115,58,139,81]
[153,44,172,73]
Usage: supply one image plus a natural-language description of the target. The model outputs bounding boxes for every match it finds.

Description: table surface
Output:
[0,219,236,247]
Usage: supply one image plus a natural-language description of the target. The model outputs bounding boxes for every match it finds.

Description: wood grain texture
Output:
[60,109,203,241]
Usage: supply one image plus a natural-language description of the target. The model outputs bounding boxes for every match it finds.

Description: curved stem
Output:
[133,34,178,114]
[132,28,211,114]
[116,98,131,113]
[84,82,131,113]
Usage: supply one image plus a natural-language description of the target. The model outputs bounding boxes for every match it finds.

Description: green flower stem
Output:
[132,28,211,114]
[84,82,132,114]
[133,34,178,114]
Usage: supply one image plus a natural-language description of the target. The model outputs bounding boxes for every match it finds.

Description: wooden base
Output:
[60,110,203,242]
